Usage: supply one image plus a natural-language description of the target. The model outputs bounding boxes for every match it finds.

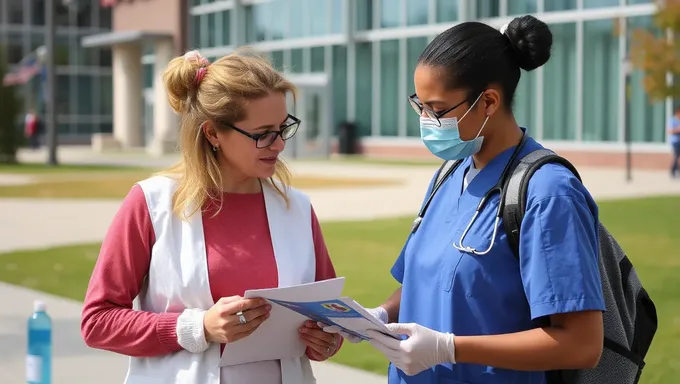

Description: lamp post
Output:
[622,56,633,183]
[44,0,58,166]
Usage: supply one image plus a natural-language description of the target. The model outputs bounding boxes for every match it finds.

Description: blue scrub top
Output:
[389,134,605,384]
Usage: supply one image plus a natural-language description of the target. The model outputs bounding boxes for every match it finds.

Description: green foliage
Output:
[0,48,22,164]
[628,0,680,101]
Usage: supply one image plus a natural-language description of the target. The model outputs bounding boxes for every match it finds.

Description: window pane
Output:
[543,23,577,140]
[583,19,619,142]
[8,0,22,24]
[245,6,256,42]
[143,64,153,89]
[101,75,113,115]
[407,0,429,26]
[627,16,666,143]
[191,15,201,48]
[311,47,325,72]
[356,0,374,31]
[76,75,93,115]
[269,2,284,40]
[270,51,284,72]
[380,40,399,136]
[355,42,373,136]
[289,0,304,38]
[56,75,72,115]
[381,0,401,28]
[544,0,576,12]
[201,13,216,47]
[290,49,304,73]
[7,32,24,64]
[331,0,343,34]
[332,46,348,133]
[474,0,499,18]
[221,11,231,45]
[99,6,112,29]
[254,4,268,42]
[310,0,328,36]
[407,37,428,137]
[584,0,618,8]
[436,0,458,23]
[627,0,651,3]
[514,70,538,133]
[508,0,537,15]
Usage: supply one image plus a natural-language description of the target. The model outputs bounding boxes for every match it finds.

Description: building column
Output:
[148,37,177,156]
[112,43,143,148]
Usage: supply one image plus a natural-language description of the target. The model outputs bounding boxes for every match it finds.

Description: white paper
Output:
[219,277,346,366]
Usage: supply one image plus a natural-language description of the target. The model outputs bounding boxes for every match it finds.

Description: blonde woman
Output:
[81,49,341,384]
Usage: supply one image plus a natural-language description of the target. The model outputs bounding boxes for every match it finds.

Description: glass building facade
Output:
[0,0,113,141]
[170,1,670,154]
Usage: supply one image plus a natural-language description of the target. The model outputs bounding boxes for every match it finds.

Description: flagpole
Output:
[45,0,58,165]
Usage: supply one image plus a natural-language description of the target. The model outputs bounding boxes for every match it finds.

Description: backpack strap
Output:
[502,150,582,260]
[411,159,463,233]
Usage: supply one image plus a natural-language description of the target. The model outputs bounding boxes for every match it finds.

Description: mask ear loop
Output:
[458,91,488,140]
[458,91,485,124]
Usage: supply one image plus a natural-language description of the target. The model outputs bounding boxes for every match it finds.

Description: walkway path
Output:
[1,146,679,383]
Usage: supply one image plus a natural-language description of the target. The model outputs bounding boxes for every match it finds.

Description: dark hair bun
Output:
[504,15,553,71]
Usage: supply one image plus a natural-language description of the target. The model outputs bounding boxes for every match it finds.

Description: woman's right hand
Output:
[203,296,272,344]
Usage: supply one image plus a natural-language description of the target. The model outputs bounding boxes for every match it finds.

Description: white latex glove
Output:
[319,306,389,343]
[365,323,456,376]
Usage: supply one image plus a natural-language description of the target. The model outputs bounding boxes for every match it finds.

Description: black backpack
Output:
[412,149,658,384]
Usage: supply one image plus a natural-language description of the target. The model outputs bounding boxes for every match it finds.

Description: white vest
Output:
[126,175,317,384]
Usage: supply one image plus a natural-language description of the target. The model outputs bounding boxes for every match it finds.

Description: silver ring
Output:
[326,346,331,355]
[236,311,247,325]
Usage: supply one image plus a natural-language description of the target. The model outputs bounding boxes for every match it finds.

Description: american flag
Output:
[2,56,41,87]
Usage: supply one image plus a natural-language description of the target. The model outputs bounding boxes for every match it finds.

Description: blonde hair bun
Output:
[163,50,210,113]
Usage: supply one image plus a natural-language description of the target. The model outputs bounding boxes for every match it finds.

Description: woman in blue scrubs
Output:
[323,15,605,384]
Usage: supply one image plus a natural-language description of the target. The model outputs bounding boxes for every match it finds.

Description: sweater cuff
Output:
[175,309,210,354]
[156,312,182,352]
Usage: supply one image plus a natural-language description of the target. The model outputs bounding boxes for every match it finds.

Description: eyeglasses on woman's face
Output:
[222,114,301,148]
[408,94,468,127]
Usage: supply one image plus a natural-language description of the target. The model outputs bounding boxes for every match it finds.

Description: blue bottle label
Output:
[26,354,42,382]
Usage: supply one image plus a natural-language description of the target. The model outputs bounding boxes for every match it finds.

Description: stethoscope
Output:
[451,132,528,256]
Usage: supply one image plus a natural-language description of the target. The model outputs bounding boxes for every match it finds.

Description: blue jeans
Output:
[672,142,680,177]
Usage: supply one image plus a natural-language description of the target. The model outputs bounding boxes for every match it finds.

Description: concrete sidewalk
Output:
[0,282,387,384]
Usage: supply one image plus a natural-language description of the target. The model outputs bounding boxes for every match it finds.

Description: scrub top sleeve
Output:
[518,165,606,321]
[390,168,439,284]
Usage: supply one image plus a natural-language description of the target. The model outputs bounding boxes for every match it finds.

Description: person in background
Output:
[81,48,341,384]
[667,106,680,178]
[323,15,605,384]
[24,109,39,149]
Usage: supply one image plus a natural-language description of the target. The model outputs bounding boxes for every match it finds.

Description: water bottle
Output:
[26,300,51,384]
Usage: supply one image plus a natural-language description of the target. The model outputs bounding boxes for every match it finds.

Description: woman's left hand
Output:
[299,320,341,361]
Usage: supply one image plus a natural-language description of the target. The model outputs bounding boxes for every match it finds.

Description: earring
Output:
[212,145,218,152]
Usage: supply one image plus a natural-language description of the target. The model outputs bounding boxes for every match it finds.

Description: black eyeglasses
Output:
[408,94,468,127]
[221,114,301,148]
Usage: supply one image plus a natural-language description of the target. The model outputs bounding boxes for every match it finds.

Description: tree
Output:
[628,0,680,102]
[0,48,22,164]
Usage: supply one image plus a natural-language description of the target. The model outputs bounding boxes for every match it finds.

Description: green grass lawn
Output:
[0,163,397,199]
[0,196,678,382]
[0,163,149,174]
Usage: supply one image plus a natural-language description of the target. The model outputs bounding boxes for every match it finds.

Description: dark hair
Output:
[417,15,553,109]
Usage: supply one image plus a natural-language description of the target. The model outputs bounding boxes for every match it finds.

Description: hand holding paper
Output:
[299,320,341,361]
[203,296,271,344]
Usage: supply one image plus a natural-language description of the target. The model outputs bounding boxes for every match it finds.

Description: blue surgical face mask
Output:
[420,93,489,161]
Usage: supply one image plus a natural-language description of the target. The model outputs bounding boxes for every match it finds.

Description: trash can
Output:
[337,121,358,155]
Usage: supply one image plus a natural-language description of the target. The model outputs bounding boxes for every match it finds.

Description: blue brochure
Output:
[268,297,399,341]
